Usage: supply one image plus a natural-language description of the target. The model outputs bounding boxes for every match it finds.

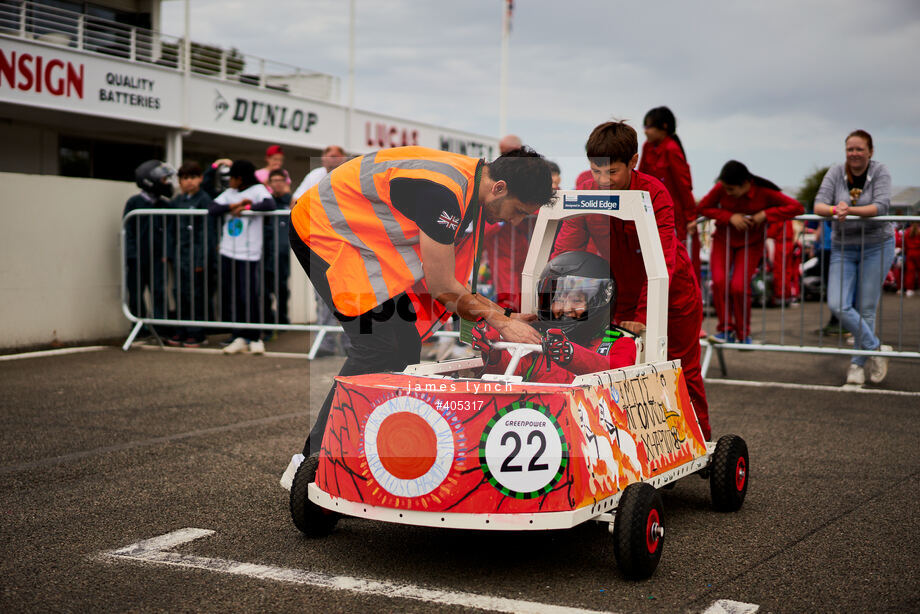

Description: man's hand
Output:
[619,321,646,335]
[751,210,767,225]
[509,312,537,323]
[687,220,699,236]
[495,318,541,344]
[542,328,574,366]
[730,213,754,231]
[471,318,501,364]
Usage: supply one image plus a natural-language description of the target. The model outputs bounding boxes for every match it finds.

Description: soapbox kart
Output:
[289,190,749,580]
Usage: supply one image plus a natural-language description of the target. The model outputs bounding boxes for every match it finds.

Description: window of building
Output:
[60,135,164,182]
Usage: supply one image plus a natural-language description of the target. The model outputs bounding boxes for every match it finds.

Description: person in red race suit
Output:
[767,218,801,305]
[698,161,804,343]
[902,221,920,296]
[639,106,701,280]
[554,121,711,440]
[473,251,636,383]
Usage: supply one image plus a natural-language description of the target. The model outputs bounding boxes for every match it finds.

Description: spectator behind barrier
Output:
[123,159,175,337]
[264,169,293,330]
[256,144,291,186]
[697,160,803,344]
[209,160,276,355]
[814,129,895,386]
[165,161,215,347]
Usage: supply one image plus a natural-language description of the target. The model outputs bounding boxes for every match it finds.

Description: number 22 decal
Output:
[480,402,567,499]
[499,430,550,472]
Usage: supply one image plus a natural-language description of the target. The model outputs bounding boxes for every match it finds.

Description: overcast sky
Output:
[162,0,920,195]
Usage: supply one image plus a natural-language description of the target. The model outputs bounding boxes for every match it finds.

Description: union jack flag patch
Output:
[437,211,460,230]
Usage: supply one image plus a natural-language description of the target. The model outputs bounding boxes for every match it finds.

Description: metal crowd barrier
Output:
[693,214,920,377]
[121,209,920,371]
[120,208,461,359]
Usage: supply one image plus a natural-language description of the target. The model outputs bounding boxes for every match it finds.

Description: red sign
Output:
[0,49,83,98]
[365,121,418,148]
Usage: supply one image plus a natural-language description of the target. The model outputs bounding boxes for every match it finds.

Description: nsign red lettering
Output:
[0,49,14,88]
[17,53,33,91]
[45,59,64,95]
[66,62,83,98]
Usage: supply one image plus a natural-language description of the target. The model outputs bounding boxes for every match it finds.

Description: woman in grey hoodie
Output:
[814,130,894,386]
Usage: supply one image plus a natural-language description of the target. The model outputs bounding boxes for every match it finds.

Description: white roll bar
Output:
[520,190,669,364]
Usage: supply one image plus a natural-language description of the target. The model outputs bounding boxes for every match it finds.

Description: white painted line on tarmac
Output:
[703,599,760,614]
[103,529,759,614]
[0,346,107,361]
[103,528,614,614]
[706,378,920,397]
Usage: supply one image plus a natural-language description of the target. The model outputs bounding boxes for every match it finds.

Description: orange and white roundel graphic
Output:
[362,396,454,498]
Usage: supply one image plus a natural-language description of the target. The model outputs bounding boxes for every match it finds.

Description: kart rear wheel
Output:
[290,453,338,536]
[710,434,749,512]
[612,482,665,580]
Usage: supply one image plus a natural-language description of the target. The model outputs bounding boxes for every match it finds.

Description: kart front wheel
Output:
[612,482,665,580]
[290,453,338,537]
[710,434,749,512]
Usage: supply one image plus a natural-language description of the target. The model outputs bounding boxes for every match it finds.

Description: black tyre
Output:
[709,434,749,512]
[612,482,665,580]
[289,454,338,536]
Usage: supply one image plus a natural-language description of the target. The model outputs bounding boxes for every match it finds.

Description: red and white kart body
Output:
[291,191,748,579]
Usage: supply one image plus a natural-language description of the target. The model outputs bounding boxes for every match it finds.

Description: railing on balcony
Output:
[0,0,340,102]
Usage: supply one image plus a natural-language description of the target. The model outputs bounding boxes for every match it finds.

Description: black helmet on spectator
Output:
[135,159,176,198]
[535,251,615,345]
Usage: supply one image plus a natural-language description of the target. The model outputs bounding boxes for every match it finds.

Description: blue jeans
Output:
[827,237,895,365]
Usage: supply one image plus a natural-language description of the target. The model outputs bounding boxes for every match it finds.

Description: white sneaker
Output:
[279,453,305,491]
[866,344,892,384]
[249,339,265,355]
[907,290,915,297]
[223,337,249,354]
[846,363,865,386]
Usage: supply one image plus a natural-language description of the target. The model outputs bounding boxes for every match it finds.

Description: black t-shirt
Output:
[847,169,868,191]
[389,178,464,245]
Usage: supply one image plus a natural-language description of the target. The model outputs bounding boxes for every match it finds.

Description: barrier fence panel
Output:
[692,214,920,377]
[120,209,462,359]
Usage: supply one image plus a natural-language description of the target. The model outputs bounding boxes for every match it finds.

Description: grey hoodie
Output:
[815,160,893,246]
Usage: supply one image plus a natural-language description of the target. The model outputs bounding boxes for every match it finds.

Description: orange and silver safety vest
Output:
[291,146,483,325]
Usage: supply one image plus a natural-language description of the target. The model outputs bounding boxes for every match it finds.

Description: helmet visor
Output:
[543,275,612,320]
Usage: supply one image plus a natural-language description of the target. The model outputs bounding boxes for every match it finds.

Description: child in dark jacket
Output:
[472,251,636,383]
[166,161,215,346]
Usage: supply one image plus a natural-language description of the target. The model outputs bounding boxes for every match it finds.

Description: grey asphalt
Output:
[1,333,918,613]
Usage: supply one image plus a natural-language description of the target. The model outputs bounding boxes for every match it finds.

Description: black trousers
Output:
[289,224,421,455]
[220,256,262,342]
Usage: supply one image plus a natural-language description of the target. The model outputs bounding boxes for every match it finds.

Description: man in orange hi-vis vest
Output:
[288,146,555,457]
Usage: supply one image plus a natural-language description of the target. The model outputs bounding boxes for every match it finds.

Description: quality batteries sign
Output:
[562,193,620,210]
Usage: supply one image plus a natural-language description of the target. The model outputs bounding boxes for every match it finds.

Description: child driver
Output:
[472,251,636,383]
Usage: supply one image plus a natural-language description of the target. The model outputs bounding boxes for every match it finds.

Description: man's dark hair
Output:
[268,168,287,180]
[229,159,258,189]
[487,146,554,206]
[585,121,638,166]
[177,160,203,177]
